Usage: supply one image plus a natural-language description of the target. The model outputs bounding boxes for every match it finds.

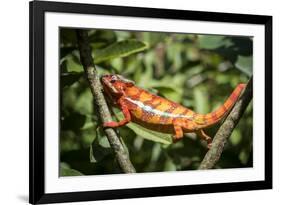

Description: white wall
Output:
[0,0,279,204]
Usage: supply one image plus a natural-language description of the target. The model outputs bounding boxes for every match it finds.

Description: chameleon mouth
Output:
[101,74,111,85]
[100,74,119,94]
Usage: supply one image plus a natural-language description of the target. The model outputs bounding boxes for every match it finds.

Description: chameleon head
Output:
[101,74,135,101]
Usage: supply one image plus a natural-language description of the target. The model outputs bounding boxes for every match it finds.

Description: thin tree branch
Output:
[199,77,253,170]
[76,29,136,173]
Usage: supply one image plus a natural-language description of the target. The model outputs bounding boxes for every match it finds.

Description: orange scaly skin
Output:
[101,74,246,148]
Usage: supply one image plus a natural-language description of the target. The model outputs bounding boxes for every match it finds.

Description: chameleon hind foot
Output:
[196,129,212,149]
[172,124,184,143]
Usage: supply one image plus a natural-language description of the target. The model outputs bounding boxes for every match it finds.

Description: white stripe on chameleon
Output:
[125,97,193,120]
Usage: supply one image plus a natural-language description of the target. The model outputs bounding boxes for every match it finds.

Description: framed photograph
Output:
[29,0,272,204]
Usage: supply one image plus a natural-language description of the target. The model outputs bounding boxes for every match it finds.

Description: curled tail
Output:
[194,83,246,128]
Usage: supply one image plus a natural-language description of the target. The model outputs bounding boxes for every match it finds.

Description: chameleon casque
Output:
[101,74,246,148]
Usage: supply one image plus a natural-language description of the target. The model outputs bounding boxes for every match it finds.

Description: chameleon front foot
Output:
[103,101,131,128]
[103,121,120,128]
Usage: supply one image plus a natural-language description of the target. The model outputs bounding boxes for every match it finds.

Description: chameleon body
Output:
[101,74,246,148]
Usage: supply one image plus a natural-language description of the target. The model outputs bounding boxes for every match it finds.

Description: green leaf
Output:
[230,129,242,146]
[115,31,132,41]
[198,35,224,49]
[198,35,233,50]
[65,54,84,72]
[166,43,183,72]
[88,30,117,49]
[164,157,177,171]
[193,86,210,114]
[239,149,250,165]
[60,163,83,176]
[61,72,83,88]
[98,134,111,148]
[235,55,253,76]
[136,51,154,87]
[89,127,113,163]
[94,40,148,63]
[153,86,182,103]
[142,32,167,47]
[74,88,93,115]
[150,143,162,162]
[110,58,124,73]
[115,112,173,145]
[127,123,173,145]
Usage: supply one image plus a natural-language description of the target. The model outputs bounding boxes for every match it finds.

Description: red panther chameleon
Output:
[101,74,246,148]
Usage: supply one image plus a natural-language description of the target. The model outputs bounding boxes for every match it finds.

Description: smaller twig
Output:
[76,29,136,173]
[199,77,253,170]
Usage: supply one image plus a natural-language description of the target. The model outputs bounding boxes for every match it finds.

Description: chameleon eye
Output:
[110,76,117,83]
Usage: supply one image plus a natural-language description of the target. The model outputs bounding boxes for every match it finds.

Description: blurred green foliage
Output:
[59,28,253,176]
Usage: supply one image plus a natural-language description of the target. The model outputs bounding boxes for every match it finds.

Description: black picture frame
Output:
[29,0,272,204]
